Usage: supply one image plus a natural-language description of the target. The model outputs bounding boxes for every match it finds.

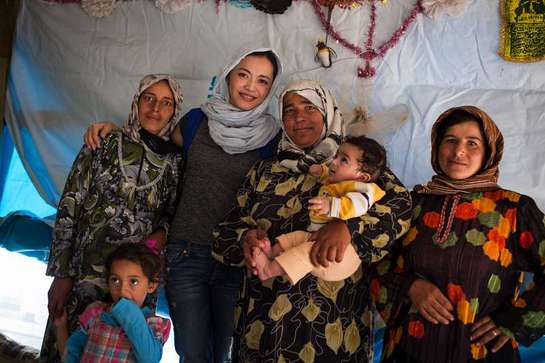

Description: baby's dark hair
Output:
[344,135,387,181]
[247,50,279,80]
[105,243,163,284]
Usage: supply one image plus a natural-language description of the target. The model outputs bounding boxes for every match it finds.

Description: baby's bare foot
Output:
[260,238,273,258]
[254,252,284,281]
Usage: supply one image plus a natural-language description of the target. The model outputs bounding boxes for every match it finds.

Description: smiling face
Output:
[227,55,274,111]
[282,92,325,149]
[108,259,158,307]
[328,142,370,184]
[438,120,486,180]
[138,80,175,135]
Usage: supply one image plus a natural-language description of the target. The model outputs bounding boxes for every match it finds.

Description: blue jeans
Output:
[166,241,243,363]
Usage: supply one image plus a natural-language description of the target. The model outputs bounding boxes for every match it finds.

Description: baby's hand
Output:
[309,196,331,216]
[309,164,323,177]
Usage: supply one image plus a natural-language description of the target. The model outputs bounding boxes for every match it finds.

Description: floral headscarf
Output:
[417,105,504,195]
[123,74,184,143]
[201,48,283,154]
[277,79,344,173]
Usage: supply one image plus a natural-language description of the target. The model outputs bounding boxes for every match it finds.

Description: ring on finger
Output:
[492,329,499,336]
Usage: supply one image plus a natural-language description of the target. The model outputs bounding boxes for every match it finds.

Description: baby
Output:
[253,135,387,284]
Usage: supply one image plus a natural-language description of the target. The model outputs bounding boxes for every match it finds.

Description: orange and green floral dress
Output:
[372,189,545,363]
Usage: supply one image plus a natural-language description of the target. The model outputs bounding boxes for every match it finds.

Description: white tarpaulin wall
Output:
[5,0,545,210]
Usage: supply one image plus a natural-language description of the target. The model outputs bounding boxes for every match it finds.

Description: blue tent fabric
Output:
[0,127,15,198]
[0,210,52,262]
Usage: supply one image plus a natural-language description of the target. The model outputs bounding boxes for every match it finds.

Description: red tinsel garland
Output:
[311,0,423,78]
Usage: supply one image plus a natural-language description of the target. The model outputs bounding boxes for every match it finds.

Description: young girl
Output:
[55,243,170,363]
[42,74,183,362]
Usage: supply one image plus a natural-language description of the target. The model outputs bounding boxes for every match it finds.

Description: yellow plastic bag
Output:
[499,0,545,62]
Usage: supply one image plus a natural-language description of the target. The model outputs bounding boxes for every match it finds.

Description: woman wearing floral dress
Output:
[372,105,545,362]
[213,79,412,362]
[41,74,183,362]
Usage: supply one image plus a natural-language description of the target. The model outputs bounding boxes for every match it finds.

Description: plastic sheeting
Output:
[0,211,52,261]
[4,0,545,211]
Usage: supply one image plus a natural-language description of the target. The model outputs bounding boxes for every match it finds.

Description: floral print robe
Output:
[372,189,545,363]
[42,132,181,360]
[213,158,411,362]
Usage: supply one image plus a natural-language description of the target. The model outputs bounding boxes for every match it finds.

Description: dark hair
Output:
[105,243,163,283]
[344,135,387,181]
[246,50,279,80]
[435,109,490,162]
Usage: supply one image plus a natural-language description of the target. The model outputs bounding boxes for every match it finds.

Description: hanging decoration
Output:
[250,0,294,13]
[315,3,337,68]
[317,0,365,8]
[421,0,473,19]
[81,0,121,17]
[499,0,545,62]
[311,0,423,78]
[315,40,337,67]
[154,0,193,13]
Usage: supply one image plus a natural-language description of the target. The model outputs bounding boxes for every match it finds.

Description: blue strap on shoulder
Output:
[180,107,279,160]
[258,132,279,159]
[180,108,205,159]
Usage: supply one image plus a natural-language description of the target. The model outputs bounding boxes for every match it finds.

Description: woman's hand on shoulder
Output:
[310,220,351,267]
[408,278,454,325]
[470,315,510,353]
[83,121,119,150]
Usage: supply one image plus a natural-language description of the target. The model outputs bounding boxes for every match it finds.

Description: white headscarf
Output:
[201,48,283,154]
[277,79,344,173]
[124,74,184,143]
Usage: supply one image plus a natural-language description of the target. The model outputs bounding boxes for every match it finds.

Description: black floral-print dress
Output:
[213,158,411,363]
[372,189,545,363]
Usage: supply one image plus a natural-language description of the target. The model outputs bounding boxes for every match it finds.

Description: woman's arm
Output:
[46,144,97,318]
[366,185,419,326]
[47,145,95,277]
[83,121,119,150]
[345,168,412,263]
[486,195,545,346]
[212,161,263,267]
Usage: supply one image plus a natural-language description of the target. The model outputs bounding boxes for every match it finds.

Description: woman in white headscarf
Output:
[42,74,183,362]
[165,48,283,363]
[213,79,412,362]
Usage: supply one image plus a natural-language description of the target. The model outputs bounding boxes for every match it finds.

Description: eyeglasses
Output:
[140,93,174,110]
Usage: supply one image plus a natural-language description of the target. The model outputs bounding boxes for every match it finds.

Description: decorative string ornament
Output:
[311,0,423,78]
[154,0,193,13]
[317,0,366,8]
[315,40,337,67]
[81,0,121,17]
[422,0,472,19]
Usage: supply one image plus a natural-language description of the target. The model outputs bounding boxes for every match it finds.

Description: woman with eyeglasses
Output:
[41,74,183,362]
